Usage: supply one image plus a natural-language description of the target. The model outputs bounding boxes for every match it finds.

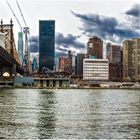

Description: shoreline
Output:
[0,85,140,90]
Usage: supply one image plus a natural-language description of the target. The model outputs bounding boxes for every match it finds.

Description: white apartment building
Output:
[83,58,109,81]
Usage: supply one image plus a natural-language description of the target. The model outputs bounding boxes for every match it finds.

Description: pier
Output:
[14,77,70,88]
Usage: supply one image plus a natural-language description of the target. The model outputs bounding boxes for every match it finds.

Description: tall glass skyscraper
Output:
[18,32,23,64]
[39,20,55,72]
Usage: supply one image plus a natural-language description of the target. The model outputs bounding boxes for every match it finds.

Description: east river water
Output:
[0,88,140,139]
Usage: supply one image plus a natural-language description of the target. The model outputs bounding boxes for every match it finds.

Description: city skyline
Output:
[0,0,140,59]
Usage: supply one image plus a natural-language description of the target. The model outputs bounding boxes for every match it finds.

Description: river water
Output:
[0,89,140,139]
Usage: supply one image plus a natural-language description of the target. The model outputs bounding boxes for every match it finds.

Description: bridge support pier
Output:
[11,64,16,76]
[43,80,47,88]
[49,80,53,88]
[34,78,70,88]
[56,80,60,88]
[0,64,17,77]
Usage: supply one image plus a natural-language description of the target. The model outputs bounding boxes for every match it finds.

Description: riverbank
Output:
[0,85,140,90]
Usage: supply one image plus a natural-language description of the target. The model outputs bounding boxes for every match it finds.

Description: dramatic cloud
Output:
[55,32,85,50]
[125,4,140,17]
[124,4,140,32]
[29,32,85,56]
[29,36,39,53]
[71,10,140,43]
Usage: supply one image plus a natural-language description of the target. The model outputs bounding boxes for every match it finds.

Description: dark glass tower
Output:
[39,20,55,71]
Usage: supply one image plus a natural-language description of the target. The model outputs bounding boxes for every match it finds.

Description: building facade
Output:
[0,32,5,48]
[75,53,85,78]
[83,58,109,81]
[106,43,122,81]
[32,57,38,72]
[18,32,23,64]
[87,36,103,59]
[59,50,72,74]
[123,38,140,82]
[39,20,55,72]
[106,43,121,63]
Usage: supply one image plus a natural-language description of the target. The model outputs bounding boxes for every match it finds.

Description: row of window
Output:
[84,67,108,70]
[84,64,108,66]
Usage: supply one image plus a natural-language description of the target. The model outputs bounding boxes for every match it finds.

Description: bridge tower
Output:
[0,19,21,65]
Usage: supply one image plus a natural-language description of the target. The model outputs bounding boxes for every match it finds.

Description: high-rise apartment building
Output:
[123,38,140,82]
[39,20,55,71]
[106,43,121,63]
[59,50,72,74]
[75,53,85,77]
[106,43,122,81]
[87,36,103,59]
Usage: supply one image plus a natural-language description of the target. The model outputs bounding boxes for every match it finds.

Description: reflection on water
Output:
[0,89,140,139]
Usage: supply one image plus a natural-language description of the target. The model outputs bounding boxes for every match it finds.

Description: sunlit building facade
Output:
[59,50,72,74]
[83,58,109,81]
[123,38,140,82]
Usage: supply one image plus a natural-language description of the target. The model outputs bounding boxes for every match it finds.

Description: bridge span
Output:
[0,20,23,76]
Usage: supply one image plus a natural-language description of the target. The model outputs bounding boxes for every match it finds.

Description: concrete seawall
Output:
[14,77,70,88]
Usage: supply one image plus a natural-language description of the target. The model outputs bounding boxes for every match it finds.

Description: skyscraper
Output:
[32,57,38,72]
[106,43,122,81]
[75,53,85,78]
[39,20,55,72]
[87,36,103,59]
[18,32,23,64]
[123,38,140,82]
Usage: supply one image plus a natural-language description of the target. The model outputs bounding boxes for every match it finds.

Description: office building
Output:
[123,38,140,82]
[59,50,72,74]
[83,58,109,81]
[39,20,55,71]
[87,36,103,59]
[75,53,85,77]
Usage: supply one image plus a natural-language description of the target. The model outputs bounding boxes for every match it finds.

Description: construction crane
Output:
[16,1,30,74]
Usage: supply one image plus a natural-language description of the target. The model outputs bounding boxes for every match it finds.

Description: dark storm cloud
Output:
[55,32,85,50]
[29,33,85,55]
[55,50,67,58]
[125,4,140,17]
[29,36,39,53]
[71,10,140,42]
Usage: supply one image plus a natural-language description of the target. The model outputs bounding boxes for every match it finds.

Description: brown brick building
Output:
[87,36,103,59]
[59,50,72,75]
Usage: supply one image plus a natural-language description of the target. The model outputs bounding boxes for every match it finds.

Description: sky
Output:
[0,0,140,60]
